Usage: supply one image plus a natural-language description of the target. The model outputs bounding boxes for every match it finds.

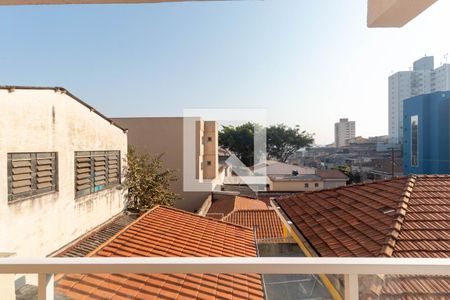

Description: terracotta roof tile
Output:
[56,206,264,300]
[277,177,408,257]
[277,175,450,299]
[54,213,138,258]
[223,210,284,240]
[206,196,269,219]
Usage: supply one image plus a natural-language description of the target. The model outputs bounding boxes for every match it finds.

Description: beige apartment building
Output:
[0,86,127,287]
[112,117,221,212]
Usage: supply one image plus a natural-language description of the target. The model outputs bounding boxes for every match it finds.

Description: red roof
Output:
[277,177,408,257]
[206,196,269,219]
[56,206,264,300]
[277,175,450,299]
[224,210,284,240]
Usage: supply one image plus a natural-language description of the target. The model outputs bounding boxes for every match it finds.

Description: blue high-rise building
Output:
[403,91,450,175]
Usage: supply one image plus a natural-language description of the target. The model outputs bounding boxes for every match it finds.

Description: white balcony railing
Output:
[1,257,449,300]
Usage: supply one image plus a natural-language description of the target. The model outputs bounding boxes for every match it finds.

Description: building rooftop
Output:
[252,160,315,176]
[0,86,126,132]
[54,213,138,258]
[56,206,264,300]
[276,175,450,299]
[316,169,348,180]
[269,174,322,182]
[224,210,284,240]
[206,195,269,219]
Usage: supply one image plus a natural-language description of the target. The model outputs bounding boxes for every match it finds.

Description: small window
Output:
[304,183,309,188]
[207,161,212,166]
[8,152,58,202]
[411,115,419,167]
[75,151,120,198]
[314,183,319,188]
[207,137,212,142]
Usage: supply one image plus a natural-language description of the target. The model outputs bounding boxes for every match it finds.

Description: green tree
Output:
[123,146,177,210]
[333,165,361,184]
[219,123,314,166]
[219,122,259,167]
[267,124,314,162]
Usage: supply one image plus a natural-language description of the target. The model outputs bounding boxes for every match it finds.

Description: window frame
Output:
[74,150,121,199]
[7,152,58,203]
[410,115,419,167]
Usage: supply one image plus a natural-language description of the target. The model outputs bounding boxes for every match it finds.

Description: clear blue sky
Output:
[1,0,450,144]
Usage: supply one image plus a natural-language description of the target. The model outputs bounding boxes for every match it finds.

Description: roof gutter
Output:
[270,198,343,300]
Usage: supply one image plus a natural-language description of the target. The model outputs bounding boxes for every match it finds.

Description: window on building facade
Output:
[7,152,58,202]
[75,151,120,198]
[207,161,212,166]
[411,115,419,167]
[207,137,212,142]
[315,183,319,187]
[304,183,309,188]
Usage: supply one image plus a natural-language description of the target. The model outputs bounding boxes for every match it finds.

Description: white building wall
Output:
[0,88,127,261]
[334,118,355,148]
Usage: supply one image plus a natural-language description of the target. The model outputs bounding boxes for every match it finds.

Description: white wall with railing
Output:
[1,257,449,300]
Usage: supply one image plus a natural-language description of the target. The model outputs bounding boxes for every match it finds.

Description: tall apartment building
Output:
[334,118,355,148]
[389,56,450,143]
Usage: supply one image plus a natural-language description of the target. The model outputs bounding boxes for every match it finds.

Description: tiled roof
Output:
[277,177,409,257]
[224,210,284,240]
[391,176,450,258]
[380,275,450,300]
[277,175,450,299]
[56,206,264,300]
[206,196,269,219]
[54,213,137,258]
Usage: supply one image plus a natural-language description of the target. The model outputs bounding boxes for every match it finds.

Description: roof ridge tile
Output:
[379,176,417,257]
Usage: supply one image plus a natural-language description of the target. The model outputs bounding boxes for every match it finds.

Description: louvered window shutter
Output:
[75,150,120,198]
[8,152,58,202]
[107,151,120,184]
[75,153,92,196]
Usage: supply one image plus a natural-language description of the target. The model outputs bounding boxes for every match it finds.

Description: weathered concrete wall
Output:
[112,117,218,212]
[0,88,127,260]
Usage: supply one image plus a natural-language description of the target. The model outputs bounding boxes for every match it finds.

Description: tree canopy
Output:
[219,123,314,166]
[219,122,258,167]
[123,146,177,210]
[267,124,314,162]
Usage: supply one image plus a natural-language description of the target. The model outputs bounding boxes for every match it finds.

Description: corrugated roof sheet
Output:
[56,206,264,300]
[54,213,137,258]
